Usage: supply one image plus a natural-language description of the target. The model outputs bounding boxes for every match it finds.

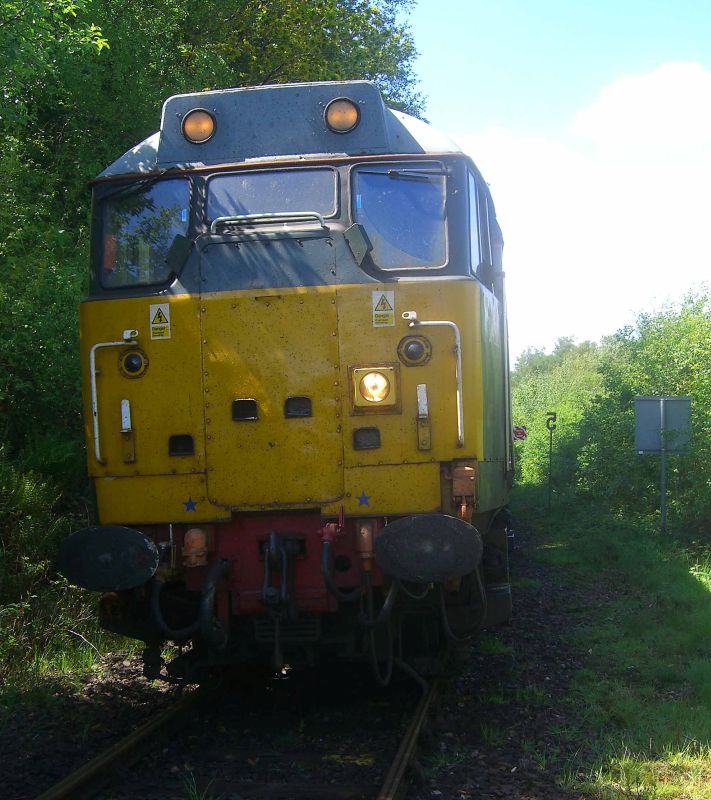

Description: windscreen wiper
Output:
[210,211,327,233]
[357,168,448,182]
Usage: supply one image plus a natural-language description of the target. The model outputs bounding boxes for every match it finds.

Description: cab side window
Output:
[468,172,493,287]
[468,172,480,273]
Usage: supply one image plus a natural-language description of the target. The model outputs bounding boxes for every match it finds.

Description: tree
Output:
[0,0,107,127]
[512,296,711,530]
[512,339,602,489]
[576,295,711,527]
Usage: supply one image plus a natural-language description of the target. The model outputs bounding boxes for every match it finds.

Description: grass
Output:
[475,633,514,657]
[0,580,139,706]
[424,748,470,771]
[479,721,507,747]
[512,489,711,799]
[514,683,548,706]
[577,746,711,800]
[0,448,139,703]
[182,772,221,800]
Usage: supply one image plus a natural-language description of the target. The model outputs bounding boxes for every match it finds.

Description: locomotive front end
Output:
[61,81,513,682]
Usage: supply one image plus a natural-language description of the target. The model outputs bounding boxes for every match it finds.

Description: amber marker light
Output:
[182,109,216,143]
[183,527,208,567]
[325,97,360,133]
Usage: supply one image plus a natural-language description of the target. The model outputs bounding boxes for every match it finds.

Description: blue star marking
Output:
[357,490,371,507]
[183,497,197,512]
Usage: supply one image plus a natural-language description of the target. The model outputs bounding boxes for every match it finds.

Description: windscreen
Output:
[100,178,190,288]
[206,168,337,221]
[352,163,447,270]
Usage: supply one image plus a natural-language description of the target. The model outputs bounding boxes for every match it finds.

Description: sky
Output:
[407,0,711,362]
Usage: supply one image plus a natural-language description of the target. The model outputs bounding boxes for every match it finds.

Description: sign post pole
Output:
[546,411,557,510]
[660,398,667,533]
[634,396,691,534]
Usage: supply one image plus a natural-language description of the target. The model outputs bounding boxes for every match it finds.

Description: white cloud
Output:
[572,62,711,152]
[453,62,711,362]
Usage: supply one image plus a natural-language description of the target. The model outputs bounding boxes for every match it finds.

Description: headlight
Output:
[359,371,390,403]
[324,97,360,133]
[182,109,216,143]
[351,366,399,411]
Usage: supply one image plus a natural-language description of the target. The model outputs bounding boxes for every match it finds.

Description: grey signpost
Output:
[634,396,691,532]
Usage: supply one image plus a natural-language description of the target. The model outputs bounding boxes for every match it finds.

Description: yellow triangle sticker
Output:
[374,294,393,312]
[152,308,169,325]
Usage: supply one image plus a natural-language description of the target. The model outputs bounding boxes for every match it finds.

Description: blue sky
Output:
[408,1,711,360]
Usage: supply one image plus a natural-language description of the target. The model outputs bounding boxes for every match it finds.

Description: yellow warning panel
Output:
[372,290,394,327]
[150,303,171,339]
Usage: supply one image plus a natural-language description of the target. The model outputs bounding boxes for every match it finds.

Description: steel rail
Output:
[376,679,439,800]
[35,688,203,800]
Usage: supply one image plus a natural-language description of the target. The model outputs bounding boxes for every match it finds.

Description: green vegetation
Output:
[512,295,711,799]
[513,294,710,528]
[527,506,711,799]
[0,0,421,691]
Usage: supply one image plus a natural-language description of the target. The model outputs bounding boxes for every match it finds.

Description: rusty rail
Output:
[35,688,203,800]
[376,679,439,800]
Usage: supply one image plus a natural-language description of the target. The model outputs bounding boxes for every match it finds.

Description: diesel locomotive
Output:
[60,81,514,683]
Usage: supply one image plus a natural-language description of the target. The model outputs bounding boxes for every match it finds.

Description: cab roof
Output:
[98,80,462,178]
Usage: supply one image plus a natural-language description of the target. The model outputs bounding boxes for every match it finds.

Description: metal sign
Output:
[635,396,691,454]
[634,396,692,533]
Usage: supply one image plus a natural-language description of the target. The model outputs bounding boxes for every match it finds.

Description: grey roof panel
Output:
[97,81,461,178]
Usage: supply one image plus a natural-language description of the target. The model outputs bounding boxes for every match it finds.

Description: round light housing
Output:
[123,353,144,373]
[359,371,390,403]
[183,527,208,567]
[182,109,216,143]
[119,349,148,378]
[397,335,432,367]
[325,98,360,133]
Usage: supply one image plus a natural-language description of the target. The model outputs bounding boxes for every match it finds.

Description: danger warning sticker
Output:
[150,303,171,340]
[372,291,395,327]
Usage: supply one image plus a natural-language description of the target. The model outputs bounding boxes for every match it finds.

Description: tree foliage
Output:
[512,338,602,489]
[513,295,711,531]
[577,295,711,524]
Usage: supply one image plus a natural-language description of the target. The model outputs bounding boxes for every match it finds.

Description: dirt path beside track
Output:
[408,520,595,800]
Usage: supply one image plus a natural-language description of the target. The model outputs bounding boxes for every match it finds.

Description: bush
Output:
[512,294,711,532]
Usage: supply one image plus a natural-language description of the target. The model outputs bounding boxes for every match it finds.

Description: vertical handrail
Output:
[89,330,138,463]
[402,312,463,447]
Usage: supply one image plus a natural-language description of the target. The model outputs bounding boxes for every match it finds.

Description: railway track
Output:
[376,678,439,800]
[34,687,205,800]
[34,675,439,800]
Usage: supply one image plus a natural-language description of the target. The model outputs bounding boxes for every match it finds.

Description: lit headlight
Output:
[359,371,390,403]
[351,366,399,411]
